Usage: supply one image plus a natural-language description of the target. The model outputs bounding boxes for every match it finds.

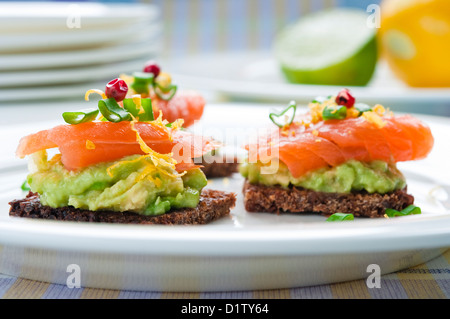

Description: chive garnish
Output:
[322,105,347,120]
[133,72,155,82]
[385,205,421,217]
[140,98,155,121]
[64,66,179,125]
[62,108,99,125]
[326,213,354,221]
[98,98,132,123]
[154,83,178,101]
[269,101,297,128]
[21,180,30,192]
[130,71,177,101]
[122,98,140,117]
[122,98,154,122]
[131,72,154,95]
[354,103,372,115]
[311,96,327,104]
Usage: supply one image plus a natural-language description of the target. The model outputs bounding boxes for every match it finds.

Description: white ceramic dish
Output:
[0,82,108,103]
[0,103,449,292]
[0,22,161,53]
[0,57,158,88]
[0,2,159,31]
[0,40,160,101]
[0,40,161,71]
[167,52,450,115]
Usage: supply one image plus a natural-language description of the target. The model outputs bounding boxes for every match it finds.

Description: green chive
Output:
[322,105,347,120]
[385,205,421,217]
[131,72,154,95]
[140,98,154,121]
[98,98,131,123]
[154,83,178,101]
[131,81,149,95]
[122,98,140,117]
[269,101,297,128]
[122,98,154,122]
[133,72,155,82]
[62,108,99,125]
[326,213,354,221]
[354,103,372,115]
[21,180,30,191]
[311,96,326,104]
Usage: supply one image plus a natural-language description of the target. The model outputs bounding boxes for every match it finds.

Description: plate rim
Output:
[0,22,161,53]
[0,57,158,88]
[0,212,449,256]
[0,40,161,71]
[166,51,450,104]
[0,2,159,23]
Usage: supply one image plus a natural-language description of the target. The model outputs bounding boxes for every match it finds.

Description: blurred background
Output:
[145,0,379,58]
[1,0,450,115]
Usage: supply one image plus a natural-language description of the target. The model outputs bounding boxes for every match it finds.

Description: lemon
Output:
[274,9,378,86]
[379,0,450,87]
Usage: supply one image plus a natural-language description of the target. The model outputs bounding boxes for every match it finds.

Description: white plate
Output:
[0,57,160,88]
[0,53,160,102]
[0,82,108,103]
[0,39,161,71]
[0,104,449,292]
[0,22,161,53]
[0,2,159,31]
[167,52,450,115]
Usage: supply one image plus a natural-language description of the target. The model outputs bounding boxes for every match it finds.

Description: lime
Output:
[274,9,378,86]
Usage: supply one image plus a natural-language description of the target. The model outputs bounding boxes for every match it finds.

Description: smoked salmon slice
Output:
[245,115,434,178]
[392,115,434,160]
[16,121,219,171]
[152,91,205,128]
[314,117,392,162]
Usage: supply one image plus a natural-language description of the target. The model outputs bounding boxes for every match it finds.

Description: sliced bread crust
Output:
[9,189,236,225]
[198,155,239,178]
[243,180,414,218]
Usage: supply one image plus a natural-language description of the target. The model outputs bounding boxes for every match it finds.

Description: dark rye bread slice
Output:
[200,160,239,178]
[243,180,414,218]
[198,155,239,178]
[9,189,236,225]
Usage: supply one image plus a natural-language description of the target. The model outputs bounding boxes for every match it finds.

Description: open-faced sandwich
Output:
[9,78,236,225]
[240,89,434,218]
[119,61,239,178]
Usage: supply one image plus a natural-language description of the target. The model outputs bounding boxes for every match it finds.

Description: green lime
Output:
[274,9,378,86]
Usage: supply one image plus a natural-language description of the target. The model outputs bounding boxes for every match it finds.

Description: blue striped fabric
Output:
[0,0,381,56]
[149,0,381,57]
[0,249,448,298]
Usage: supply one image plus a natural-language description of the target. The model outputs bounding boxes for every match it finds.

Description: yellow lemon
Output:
[379,0,450,87]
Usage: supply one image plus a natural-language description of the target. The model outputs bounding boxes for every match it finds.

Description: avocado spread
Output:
[240,159,406,194]
[27,150,207,215]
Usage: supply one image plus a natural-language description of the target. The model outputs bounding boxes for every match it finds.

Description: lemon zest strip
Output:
[85,89,107,101]
[129,116,185,178]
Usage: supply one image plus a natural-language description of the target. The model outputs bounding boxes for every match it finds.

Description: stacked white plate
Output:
[0,2,162,103]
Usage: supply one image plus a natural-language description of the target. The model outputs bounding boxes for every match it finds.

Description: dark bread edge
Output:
[9,189,236,225]
[242,180,414,218]
[199,156,239,178]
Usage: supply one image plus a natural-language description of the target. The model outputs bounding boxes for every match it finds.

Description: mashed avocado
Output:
[240,159,405,194]
[27,151,207,215]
